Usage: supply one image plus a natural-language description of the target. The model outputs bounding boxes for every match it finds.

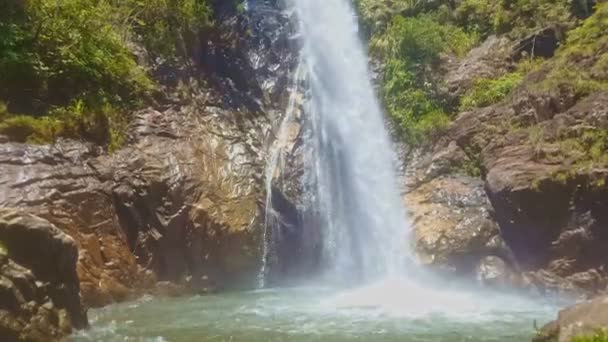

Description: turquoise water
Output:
[70,279,561,342]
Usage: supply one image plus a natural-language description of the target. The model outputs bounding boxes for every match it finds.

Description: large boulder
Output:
[405,174,514,279]
[443,35,513,99]
[535,295,608,342]
[407,84,608,296]
[0,210,87,341]
[93,105,268,289]
[0,141,146,308]
[0,105,269,307]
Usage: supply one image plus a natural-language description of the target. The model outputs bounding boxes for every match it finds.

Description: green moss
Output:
[0,96,129,147]
[571,329,608,342]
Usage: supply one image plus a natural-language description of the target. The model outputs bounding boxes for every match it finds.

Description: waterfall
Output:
[259,63,303,288]
[295,0,411,282]
[261,0,412,286]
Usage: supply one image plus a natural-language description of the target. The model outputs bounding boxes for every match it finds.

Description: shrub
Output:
[541,2,608,97]
[117,0,213,61]
[455,0,574,39]
[0,0,154,114]
[0,0,212,148]
[460,72,524,110]
[378,14,477,146]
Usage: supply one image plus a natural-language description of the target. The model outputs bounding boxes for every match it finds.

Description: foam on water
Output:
[71,287,559,342]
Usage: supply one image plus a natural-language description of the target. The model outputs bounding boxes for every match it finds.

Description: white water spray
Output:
[294,0,411,282]
[260,63,303,287]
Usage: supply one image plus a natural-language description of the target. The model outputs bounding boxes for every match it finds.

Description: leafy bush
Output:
[357,0,453,34]
[0,0,212,148]
[378,14,477,146]
[455,0,574,38]
[0,0,154,114]
[117,0,213,61]
[541,2,608,97]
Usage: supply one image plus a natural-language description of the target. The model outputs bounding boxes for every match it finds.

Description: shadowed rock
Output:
[0,210,87,341]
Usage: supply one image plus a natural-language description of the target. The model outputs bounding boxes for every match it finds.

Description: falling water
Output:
[294,0,411,282]
[260,62,303,287]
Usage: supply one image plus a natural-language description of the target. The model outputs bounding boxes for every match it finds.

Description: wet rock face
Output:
[0,210,87,341]
[481,92,608,296]
[404,172,515,280]
[0,141,145,308]
[95,106,268,290]
[535,295,608,342]
[200,0,298,111]
[0,107,269,306]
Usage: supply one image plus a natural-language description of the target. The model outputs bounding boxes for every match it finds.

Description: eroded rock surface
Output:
[0,210,87,341]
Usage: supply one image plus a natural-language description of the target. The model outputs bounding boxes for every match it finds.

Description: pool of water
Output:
[70,278,562,342]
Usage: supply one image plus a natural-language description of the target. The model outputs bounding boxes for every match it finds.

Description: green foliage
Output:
[0,0,154,113]
[455,0,574,38]
[460,72,524,110]
[460,59,541,110]
[358,0,576,39]
[540,2,608,97]
[542,127,608,187]
[560,129,608,167]
[378,14,477,146]
[0,0,212,148]
[571,329,608,342]
[118,0,212,61]
[376,13,477,60]
[357,0,444,33]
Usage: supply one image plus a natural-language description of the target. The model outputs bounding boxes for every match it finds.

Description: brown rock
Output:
[443,35,513,99]
[0,210,87,341]
[536,295,608,342]
[405,175,514,278]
